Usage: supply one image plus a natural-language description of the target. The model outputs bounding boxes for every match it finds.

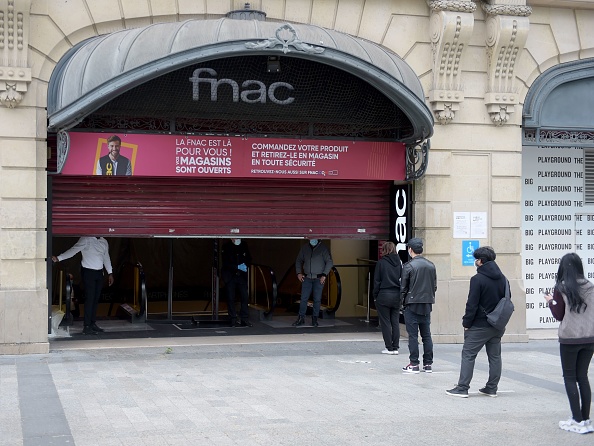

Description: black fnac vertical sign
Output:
[390,183,412,264]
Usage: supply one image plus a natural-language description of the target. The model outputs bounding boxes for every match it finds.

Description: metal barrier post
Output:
[365,271,371,323]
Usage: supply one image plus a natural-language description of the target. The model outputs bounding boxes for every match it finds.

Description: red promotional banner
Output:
[62,132,406,180]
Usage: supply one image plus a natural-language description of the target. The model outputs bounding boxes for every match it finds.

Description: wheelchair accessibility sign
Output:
[462,240,479,266]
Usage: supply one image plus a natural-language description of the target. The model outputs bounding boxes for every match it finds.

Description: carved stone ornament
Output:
[427,2,475,124]
[245,23,325,54]
[57,130,70,174]
[428,1,477,13]
[483,9,530,125]
[480,0,532,17]
[0,0,31,108]
[406,140,430,181]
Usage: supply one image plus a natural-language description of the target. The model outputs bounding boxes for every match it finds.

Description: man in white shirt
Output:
[52,237,114,335]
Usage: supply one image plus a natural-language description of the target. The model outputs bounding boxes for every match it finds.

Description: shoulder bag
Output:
[482,279,514,331]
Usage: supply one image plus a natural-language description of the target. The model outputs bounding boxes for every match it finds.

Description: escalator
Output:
[49,237,343,335]
[50,262,147,334]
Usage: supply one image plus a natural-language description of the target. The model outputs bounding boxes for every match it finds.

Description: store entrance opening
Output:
[50,237,346,335]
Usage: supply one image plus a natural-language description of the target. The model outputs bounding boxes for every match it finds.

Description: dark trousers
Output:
[226,276,249,321]
[457,325,504,391]
[81,267,104,327]
[299,277,323,318]
[404,307,433,365]
[376,297,400,351]
[560,343,594,422]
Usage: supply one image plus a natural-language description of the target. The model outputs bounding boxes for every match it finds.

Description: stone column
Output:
[0,0,48,354]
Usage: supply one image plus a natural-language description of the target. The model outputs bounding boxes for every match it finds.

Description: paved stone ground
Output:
[1,332,593,446]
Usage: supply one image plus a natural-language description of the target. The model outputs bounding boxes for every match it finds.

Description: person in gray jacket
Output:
[292,239,333,327]
[373,241,402,355]
[400,238,437,373]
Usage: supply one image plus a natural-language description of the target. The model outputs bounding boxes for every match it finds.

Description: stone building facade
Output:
[1,0,593,353]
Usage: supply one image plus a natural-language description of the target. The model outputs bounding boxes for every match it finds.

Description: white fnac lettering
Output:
[394,189,407,254]
[189,68,295,105]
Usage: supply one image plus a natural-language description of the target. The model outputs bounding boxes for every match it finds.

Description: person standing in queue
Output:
[52,237,114,335]
[544,253,594,434]
[400,237,437,373]
[373,241,403,355]
[221,238,253,327]
[446,246,508,398]
[292,239,333,327]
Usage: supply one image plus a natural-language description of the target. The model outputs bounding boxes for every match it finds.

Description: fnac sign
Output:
[390,184,412,264]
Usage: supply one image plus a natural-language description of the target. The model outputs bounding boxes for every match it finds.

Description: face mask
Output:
[233,239,241,246]
[309,239,319,247]
[474,259,480,268]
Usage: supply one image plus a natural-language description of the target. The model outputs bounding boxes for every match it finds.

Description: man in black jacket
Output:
[446,246,508,398]
[221,239,252,327]
[400,238,437,373]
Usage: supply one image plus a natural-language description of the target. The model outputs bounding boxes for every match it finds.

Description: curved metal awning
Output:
[523,58,594,130]
[48,18,433,143]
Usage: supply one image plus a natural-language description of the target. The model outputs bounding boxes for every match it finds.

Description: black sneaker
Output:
[478,387,497,397]
[446,387,469,398]
[82,326,99,335]
[402,363,420,374]
[291,316,305,327]
[240,320,253,327]
[90,323,105,333]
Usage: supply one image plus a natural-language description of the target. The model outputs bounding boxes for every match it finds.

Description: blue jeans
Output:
[299,277,323,318]
[404,307,433,365]
[457,325,504,391]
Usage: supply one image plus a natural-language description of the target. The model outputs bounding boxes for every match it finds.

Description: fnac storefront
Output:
[46,17,432,322]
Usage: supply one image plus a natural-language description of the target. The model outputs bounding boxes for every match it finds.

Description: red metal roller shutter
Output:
[50,176,390,239]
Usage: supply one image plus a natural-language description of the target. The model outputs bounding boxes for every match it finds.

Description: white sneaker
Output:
[392,350,399,355]
[559,418,590,434]
[381,349,396,355]
[585,419,594,433]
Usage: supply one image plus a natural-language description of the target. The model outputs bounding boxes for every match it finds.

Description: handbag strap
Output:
[480,277,510,315]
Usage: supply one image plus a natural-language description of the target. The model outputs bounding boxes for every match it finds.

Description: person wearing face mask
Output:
[400,238,437,373]
[221,238,253,327]
[446,246,509,398]
[292,239,333,327]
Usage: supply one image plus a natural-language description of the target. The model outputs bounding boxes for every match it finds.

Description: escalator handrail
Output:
[116,261,147,320]
[250,263,278,316]
[60,272,74,327]
[137,265,147,320]
[325,266,341,314]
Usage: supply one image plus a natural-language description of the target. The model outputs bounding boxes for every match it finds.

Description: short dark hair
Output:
[473,246,496,263]
[107,135,121,144]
